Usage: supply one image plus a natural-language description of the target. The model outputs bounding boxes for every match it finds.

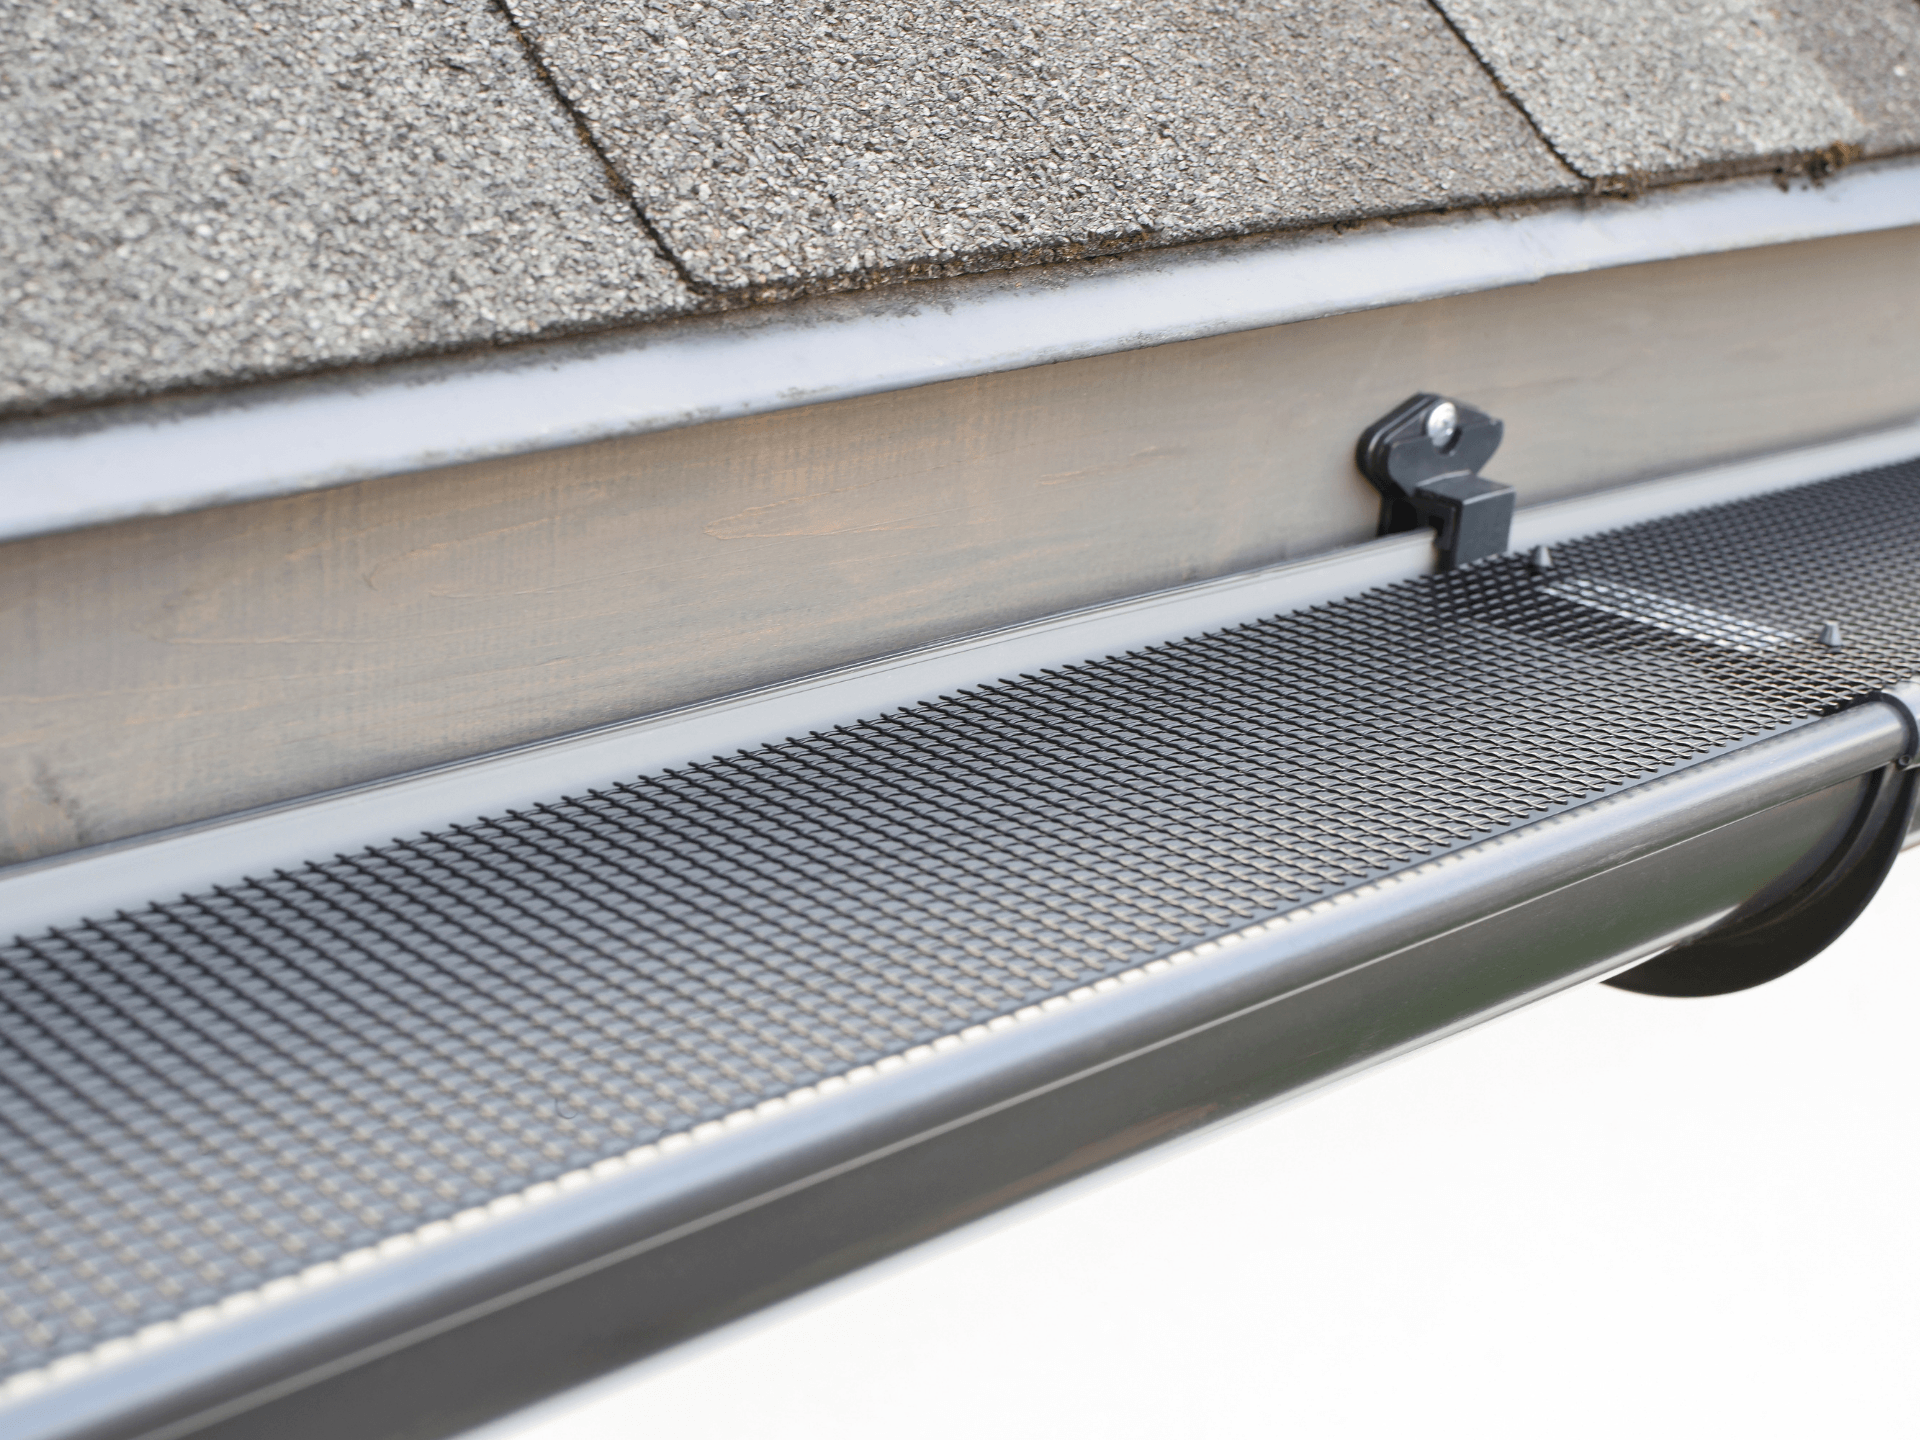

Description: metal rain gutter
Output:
[4,444,1920,1439]
[2,155,1919,545]
[2,704,1912,1440]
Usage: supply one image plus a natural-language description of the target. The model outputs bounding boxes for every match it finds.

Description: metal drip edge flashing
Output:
[3,155,1919,545]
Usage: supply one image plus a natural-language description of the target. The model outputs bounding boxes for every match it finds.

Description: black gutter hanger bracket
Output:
[1357,393,1515,570]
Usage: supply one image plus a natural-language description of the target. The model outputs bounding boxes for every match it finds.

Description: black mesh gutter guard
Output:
[4,456,1920,1440]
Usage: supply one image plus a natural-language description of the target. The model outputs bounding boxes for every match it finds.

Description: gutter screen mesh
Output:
[4,463,1919,1377]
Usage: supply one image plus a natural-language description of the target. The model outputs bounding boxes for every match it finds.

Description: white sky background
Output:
[481,856,1920,1440]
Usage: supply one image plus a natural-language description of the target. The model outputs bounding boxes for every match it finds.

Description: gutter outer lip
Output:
[2,156,1919,545]
[2,697,1909,1440]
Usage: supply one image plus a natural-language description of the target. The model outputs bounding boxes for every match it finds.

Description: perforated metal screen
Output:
[4,463,1919,1378]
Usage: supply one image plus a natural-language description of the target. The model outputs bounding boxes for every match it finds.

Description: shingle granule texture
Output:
[0,0,696,417]
[503,0,1579,294]
[1430,0,1917,181]
[1775,0,1920,156]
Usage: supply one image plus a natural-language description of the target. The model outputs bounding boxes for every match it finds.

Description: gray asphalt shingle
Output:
[500,0,1579,293]
[6,0,1920,418]
[1432,0,1920,180]
[1778,0,1920,155]
[0,0,695,416]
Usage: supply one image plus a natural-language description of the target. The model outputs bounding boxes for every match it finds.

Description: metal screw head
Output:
[1424,400,1460,451]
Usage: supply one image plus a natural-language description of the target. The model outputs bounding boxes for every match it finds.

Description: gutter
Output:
[3,703,1910,1440]
[3,440,1920,1438]
[2,156,1918,545]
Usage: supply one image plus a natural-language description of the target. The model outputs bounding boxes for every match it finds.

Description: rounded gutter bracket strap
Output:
[1609,682,1920,999]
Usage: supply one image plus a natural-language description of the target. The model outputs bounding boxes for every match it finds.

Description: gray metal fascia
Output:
[1,700,1906,1440]
[3,156,1919,545]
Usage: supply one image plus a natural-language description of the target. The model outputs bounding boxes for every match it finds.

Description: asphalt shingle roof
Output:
[1773,0,1920,155]
[506,0,1576,294]
[1433,0,1920,180]
[0,0,695,416]
[4,0,1918,419]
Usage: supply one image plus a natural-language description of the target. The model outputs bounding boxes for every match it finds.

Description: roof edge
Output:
[3,155,1918,546]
